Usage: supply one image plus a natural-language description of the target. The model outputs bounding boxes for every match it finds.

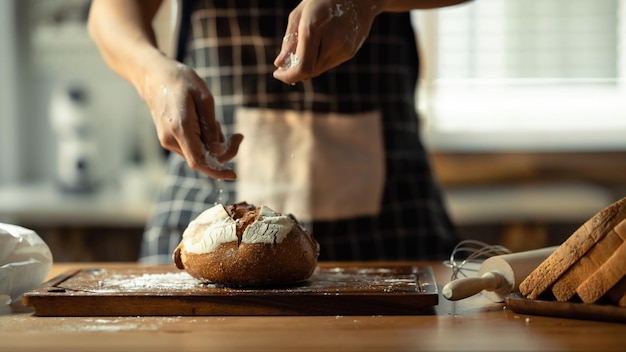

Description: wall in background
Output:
[1,0,164,190]
[0,0,20,184]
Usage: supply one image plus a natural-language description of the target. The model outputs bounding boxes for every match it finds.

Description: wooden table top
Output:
[1,262,625,352]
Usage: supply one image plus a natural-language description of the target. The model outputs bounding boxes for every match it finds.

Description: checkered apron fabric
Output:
[139,0,458,264]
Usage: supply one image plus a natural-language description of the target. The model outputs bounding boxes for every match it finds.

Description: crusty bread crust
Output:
[519,197,626,300]
[173,202,319,286]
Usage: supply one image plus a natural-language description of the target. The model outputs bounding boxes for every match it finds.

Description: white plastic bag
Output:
[0,223,53,304]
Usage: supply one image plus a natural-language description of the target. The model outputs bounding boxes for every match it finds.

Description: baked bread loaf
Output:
[173,202,319,286]
[519,196,626,304]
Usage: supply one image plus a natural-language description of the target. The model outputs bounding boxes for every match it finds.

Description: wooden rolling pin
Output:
[443,246,557,302]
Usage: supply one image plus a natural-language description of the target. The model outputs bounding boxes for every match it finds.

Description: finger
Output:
[189,140,238,180]
[193,89,218,150]
[198,163,237,180]
[176,96,211,167]
[197,132,241,180]
[216,133,244,164]
[297,25,322,76]
[274,11,325,84]
[182,83,239,179]
[274,33,299,69]
[207,120,227,155]
[309,48,345,78]
[215,120,225,144]
[273,27,321,84]
[274,10,300,68]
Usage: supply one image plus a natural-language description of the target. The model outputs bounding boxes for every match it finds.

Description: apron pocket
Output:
[235,108,385,222]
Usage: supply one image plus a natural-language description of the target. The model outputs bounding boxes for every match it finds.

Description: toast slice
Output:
[607,276,626,307]
[519,197,626,300]
[550,219,626,301]
[576,240,626,303]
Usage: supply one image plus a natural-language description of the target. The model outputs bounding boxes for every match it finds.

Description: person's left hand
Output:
[273,0,380,84]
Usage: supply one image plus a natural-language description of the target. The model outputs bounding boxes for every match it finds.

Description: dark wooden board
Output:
[505,293,626,323]
[22,264,438,316]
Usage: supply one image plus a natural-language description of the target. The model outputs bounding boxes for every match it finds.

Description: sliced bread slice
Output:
[551,219,626,301]
[520,197,626,300]
[576,240,626,303]
[607,276,626,307]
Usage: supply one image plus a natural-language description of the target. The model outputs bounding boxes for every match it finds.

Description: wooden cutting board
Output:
[505,293,626,323]
[22,264,438,316]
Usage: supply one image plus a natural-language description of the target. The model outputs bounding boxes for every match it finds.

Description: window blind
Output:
[415,0,626,151]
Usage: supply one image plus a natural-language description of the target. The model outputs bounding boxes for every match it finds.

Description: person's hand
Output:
[140,55,243,180]
[273,0,380,84]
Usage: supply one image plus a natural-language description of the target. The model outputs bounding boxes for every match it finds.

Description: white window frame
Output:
[413,1,626,152]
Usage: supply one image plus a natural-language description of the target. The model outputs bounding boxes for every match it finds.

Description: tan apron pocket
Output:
[235,108,385,222]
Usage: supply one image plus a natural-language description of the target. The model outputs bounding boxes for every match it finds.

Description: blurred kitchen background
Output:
[1,0,625,262]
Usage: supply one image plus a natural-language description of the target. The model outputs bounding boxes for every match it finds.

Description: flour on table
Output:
[95,272,201,292]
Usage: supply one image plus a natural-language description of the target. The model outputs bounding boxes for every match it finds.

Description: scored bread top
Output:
[243,206,293,244]
[519,197,626,300]
[181,203,294,254]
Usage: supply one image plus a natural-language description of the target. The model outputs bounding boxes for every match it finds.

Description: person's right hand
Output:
[139,55,243,180]
[273,0,380,84]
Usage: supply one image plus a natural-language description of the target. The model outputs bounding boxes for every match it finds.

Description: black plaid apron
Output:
[139,0,458,263]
